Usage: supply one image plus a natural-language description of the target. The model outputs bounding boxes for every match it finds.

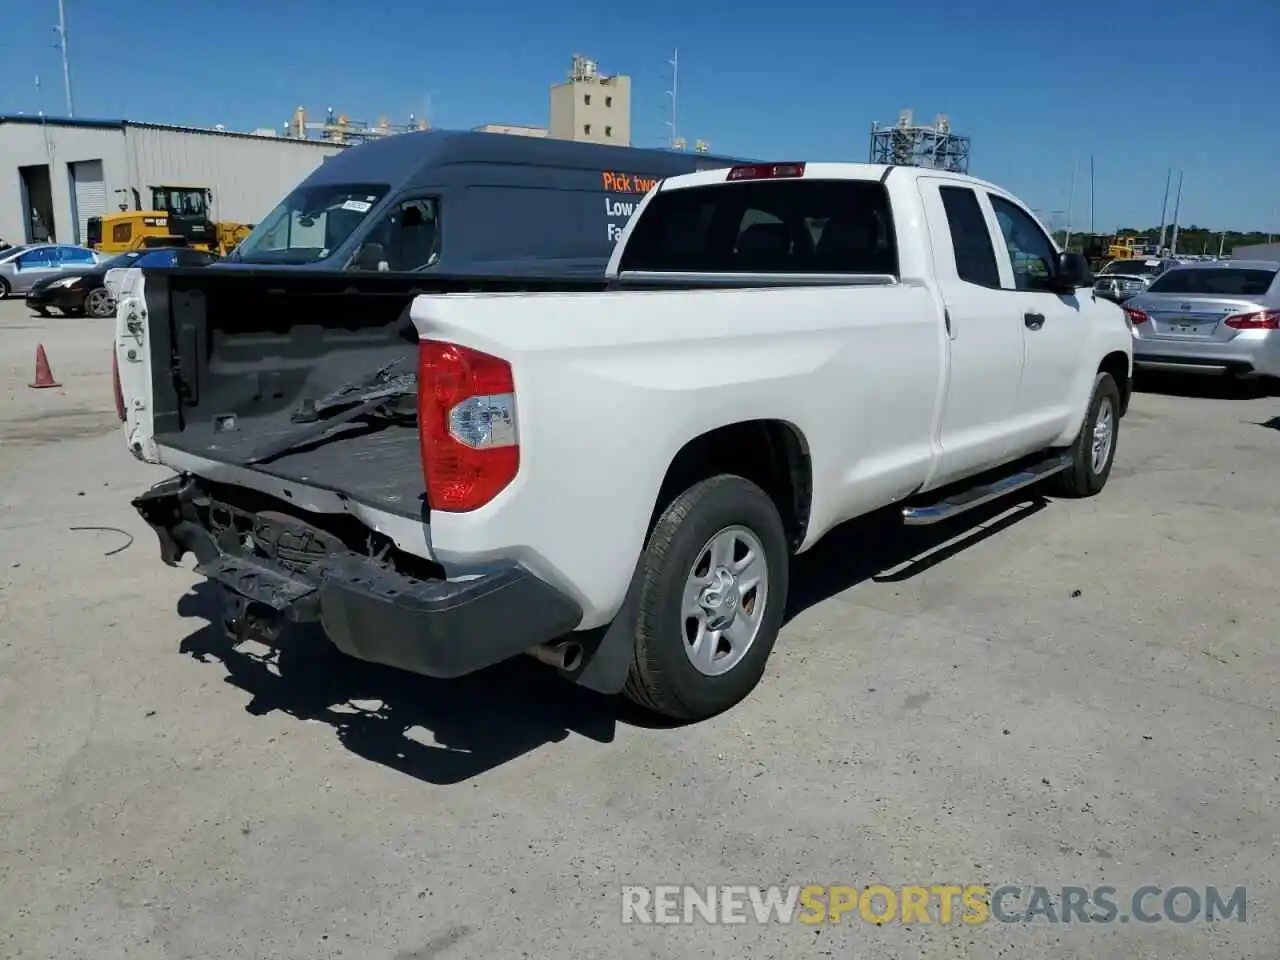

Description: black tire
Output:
[622,474,790,721]
[0,277,10,299]
[85,286,114,318]
[1051,372,1120,498]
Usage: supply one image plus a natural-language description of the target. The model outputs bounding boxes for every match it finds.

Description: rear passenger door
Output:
[917,178,1026,485]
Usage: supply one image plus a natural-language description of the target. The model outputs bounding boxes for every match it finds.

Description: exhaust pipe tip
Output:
[528,640,584,673]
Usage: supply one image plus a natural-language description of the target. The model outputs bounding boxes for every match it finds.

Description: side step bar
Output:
[902,453,1071,526]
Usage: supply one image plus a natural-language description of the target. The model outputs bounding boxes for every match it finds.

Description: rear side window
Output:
[619,179,898,275]
[1146,267,1277,297]
[938,186,1000,288]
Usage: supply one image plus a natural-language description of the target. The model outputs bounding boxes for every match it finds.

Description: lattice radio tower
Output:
[869,109,971,173]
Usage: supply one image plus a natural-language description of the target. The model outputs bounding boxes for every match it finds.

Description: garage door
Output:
[70,160,106,246]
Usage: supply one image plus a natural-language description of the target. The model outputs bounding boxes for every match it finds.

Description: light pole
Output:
[664,48,678,150]
[1064,157,1078,246]
[55,0,74,117]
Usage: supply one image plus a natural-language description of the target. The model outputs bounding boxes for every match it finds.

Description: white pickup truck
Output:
[116,161,1133,720]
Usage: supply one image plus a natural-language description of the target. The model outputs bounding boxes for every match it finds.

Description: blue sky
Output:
[2,0,1276,233]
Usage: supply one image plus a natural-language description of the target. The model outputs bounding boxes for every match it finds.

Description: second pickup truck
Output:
[118,160,1134,721]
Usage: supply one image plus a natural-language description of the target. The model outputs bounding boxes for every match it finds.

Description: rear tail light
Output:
[111,350,126,421]
[417,340,518,512]
[1223,310,1279,330]
[1123,306,1151,327]
[727,162,806,181]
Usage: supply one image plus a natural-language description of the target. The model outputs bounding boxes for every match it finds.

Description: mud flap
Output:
[566,557,644,696]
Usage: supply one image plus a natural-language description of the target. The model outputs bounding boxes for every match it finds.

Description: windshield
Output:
[134,250,181,267]
[100,252,145,270]
[1101,259,1164,276]
[233,183,390,264]
[1147,267,1278,296]
[0,244,32,262]
[151,187,208,218]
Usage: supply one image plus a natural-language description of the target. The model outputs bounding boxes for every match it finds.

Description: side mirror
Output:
[1054,251,1091,291]
[354,242,387,272]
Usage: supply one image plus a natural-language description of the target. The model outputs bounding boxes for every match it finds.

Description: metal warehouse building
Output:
[0,116,347,247]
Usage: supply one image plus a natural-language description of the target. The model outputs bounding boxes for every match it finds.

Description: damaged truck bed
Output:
[121,266,603,678]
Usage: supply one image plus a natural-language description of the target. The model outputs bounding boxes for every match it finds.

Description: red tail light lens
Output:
[727,162,806,181]
[1223,310,1279,330]
[112,350,126,421]
[417,340,518,512]
[1123,306,1151,327]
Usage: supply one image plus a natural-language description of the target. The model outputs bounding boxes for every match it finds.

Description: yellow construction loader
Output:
[86,185,253,256]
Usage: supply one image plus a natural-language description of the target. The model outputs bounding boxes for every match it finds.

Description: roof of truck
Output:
[301,129,744,191]
[657,162,1009,195]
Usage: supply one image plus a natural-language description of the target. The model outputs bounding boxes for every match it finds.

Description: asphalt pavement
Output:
[1,298,1277,959]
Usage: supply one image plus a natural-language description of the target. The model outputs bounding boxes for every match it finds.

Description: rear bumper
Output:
[133,476,583,678]
[1132,330,1280,378]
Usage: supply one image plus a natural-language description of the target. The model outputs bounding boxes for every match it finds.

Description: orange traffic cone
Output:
[29,344,61,389]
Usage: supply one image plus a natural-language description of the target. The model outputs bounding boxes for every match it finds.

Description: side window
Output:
[18,247,55,267]
[351,197,440,272]
[989,195,1057,292]
[938,186,1000,288]
[60,246,94,264]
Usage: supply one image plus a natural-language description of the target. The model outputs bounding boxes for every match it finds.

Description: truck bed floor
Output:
[161,423,426,518]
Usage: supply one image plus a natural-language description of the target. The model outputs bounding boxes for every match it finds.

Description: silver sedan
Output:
[0,243,103,298]
[1123,260,1280,380]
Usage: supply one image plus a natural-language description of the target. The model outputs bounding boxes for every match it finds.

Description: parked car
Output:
[1123,259,1280,380]
[26,247,219,317]
[1092,257,1172,303]
[0,243,102,299]
[118,161,1132,721]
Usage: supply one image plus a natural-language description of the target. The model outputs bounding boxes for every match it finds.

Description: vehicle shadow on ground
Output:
[785,496,1047,621]
[174,496,1047,783]
[1133,370,1279,400]
[177,583,624,786]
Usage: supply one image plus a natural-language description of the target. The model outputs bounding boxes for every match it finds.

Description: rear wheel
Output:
[1051,372,1120,498]
[0,277,10,299]
[85,286,114,318]
[622,474,790,721]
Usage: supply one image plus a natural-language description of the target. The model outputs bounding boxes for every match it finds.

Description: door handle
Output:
[1024,312,1046,330]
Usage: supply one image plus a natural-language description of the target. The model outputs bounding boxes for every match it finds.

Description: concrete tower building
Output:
[549,55,631,146]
